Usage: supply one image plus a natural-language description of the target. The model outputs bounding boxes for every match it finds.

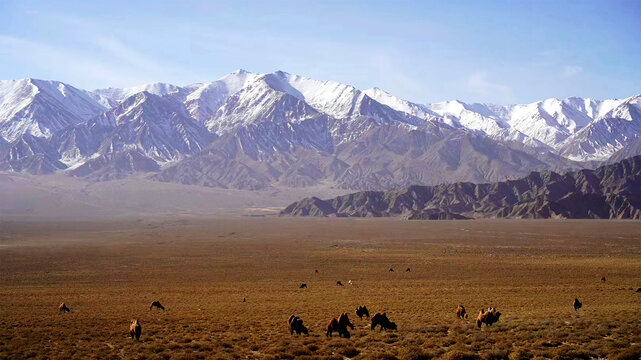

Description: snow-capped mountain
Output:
[558,95,641,160]
[90,82,184,109]
[0,71,638,190]
[0,78,105,142]
[423,95,640,158]
[90,91,215,161]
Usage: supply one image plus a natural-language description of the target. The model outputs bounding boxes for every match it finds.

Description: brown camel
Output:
[59,303,70,313]
[129,319,142,341]
[476,308,501,328]
[456,305,468,319]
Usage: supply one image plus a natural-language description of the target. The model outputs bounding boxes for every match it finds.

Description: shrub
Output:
[611,346,641,360]
[442,350,481,360]
[482,350,509,360]
[340,346,360,358]
[399,346,433,360]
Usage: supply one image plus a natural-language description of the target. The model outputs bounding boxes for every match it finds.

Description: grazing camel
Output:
[476,308,501,328]
[299,283,307,289]
[371,312,397,331]
[456,305,468,319]
[59,303,70,313]
[288,315,309,335]
[636,288,641,293]
[326,313,354,338]
[601,277,606,282]
[129,319,142,341]
[149,301,165,310]
[389,268,394,272]
[406,267,411,272]
[355,305,370,319]
[336,281,344,286]
[573,298,582,312]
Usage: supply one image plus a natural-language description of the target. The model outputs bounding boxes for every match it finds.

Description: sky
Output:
[0,0,639,105]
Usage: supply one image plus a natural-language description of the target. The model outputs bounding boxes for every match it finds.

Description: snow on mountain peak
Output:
[0,72,639,164]
[0,78,105,142]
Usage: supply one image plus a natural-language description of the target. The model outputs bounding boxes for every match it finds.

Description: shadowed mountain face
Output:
[0,72,639,189]
[282,155,641,219]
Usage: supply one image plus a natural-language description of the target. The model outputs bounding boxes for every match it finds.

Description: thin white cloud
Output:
[562,65,583,78]
[3,11,199,88]
[0,35,143,87]
[94,36,166,75]
[466,71,515,103]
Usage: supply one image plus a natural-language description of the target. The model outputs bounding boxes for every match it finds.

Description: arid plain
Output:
[0,217,639,360]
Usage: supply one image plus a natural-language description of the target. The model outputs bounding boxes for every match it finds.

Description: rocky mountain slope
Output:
[282,155,641,219]
[0,72,639,190]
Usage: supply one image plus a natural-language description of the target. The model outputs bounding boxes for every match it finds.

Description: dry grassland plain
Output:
[0,218,639,360]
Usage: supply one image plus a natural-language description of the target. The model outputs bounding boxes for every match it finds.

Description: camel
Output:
[356,305,370,319]
[288,315,309,335]
[476,308,501,328]
[336,281,344,286]
[130,319,142,341]
[299,283,307,289]
[59,303,70,313]
[456,305,468,319]
[406,267,411,272]
[149,301,165,310]
[573,298,582,312]
[371,312,397,331]
[326,313,354,338]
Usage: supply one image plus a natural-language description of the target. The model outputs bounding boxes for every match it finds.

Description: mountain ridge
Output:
[0,72,639,191]
[281,155,641,219]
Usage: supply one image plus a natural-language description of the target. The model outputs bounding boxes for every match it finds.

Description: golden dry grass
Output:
[0,218,640,359]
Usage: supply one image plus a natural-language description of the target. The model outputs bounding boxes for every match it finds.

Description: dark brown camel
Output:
[371,312,397,331]
[573,298,582,311]
[288,315,309,335]
[149,301,165,310]
[326,313,354,338]
[356,305,370,319]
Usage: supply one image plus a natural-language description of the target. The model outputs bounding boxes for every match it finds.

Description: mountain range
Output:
[1,71,639,190]
[282,155,641,219]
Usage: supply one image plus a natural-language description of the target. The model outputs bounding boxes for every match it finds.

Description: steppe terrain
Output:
[0,217,639,359]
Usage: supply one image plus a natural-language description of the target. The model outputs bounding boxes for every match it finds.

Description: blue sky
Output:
[0,0,639,104]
